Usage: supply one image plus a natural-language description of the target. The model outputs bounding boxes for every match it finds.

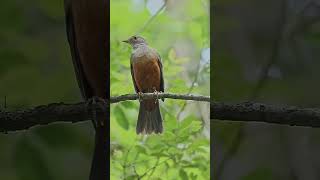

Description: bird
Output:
[63,0,108,179]
[123,35,164,134]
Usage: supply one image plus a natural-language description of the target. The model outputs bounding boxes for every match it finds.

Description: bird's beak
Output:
[122,39,129,43]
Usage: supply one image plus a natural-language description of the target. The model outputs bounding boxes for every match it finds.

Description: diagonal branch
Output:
[136,0,167,34]
[250,0,287,100]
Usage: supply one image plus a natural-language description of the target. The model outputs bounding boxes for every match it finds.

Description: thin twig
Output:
[216,1,288,179]
[139,157,171,179]
[177,58,202,120]
[136,0,167,34]
[250,0,287,100]
[147,157,161,179]
[122,146,133,179]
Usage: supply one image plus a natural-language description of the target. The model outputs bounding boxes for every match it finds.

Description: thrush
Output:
[64,0,108,179]
[123,35,164,134]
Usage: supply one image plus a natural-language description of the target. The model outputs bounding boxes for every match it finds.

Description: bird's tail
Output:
[136,100,163,134]
[89,115,108,180]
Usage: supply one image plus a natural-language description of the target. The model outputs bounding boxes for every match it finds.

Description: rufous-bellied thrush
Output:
[123,36,164,134]
[63,0,108,179]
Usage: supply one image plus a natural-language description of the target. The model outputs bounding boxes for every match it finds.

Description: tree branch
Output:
[110,93,210,103]
[0,93,209,132]
[0,102,91,132]
[2,93,320,133]
[211,102,320,128]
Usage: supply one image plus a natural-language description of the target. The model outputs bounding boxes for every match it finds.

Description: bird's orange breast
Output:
[132,56,161,93]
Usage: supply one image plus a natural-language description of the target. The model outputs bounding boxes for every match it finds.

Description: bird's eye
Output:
[133,36,137,40]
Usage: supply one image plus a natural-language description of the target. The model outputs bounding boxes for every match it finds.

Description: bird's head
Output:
[122,35,147,47]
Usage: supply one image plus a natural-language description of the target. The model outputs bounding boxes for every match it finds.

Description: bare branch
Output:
[110,93,210,103]
[0,93,209,132]
[2,93,320,133]
[211,101,320,128]
[0,102,92,132]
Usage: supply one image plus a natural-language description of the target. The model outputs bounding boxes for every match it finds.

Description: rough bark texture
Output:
[211,101,320,127]
[1,94,320,133]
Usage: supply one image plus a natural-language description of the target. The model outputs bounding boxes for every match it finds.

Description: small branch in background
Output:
[177,58,202,119]
[216,2,288,178]
[136,0,167,34]
[139,157,171,179]
[214,126,244,180]
[250,0,287,100]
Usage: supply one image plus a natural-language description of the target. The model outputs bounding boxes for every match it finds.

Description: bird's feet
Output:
[86,96,107,129]
[137,92,143,102]
[153,88,159,104]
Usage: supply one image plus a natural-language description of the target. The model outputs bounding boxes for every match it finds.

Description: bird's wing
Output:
[156,51,164,93]
[130,54,140,93]
[64,0,93,99]
[155,51,164,101]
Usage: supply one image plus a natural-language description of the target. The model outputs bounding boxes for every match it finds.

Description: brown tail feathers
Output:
[136,100,163,134]
[90,115,108,180]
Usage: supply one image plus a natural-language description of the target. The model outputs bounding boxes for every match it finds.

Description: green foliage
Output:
[0,1,93,179]
[110,0,210,179]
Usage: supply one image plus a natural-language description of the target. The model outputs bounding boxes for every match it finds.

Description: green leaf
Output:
[189,139,209,152]
[190,172,198,180]
[114,105,129,130]
[179,116,195,129]
[179,169,188,179]
[164,114,178,131]
[190,121,202,133]
[162,132,176,144]
[135,144,148,155]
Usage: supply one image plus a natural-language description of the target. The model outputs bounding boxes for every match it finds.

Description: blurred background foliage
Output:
[110,0,210,179]
[0,0,210,180]
[1,0,96,180]
[212,0,320,179]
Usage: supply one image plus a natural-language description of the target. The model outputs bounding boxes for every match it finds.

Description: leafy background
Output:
[0,0,210,180]
[110,0,210,179]
[0,0,96,180]
[212,0,320,179]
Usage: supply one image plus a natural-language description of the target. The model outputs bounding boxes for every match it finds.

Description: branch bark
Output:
[0,93,209,132]
[211,102,320,127]
[1,93,320,133]
[110,93,210,103]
